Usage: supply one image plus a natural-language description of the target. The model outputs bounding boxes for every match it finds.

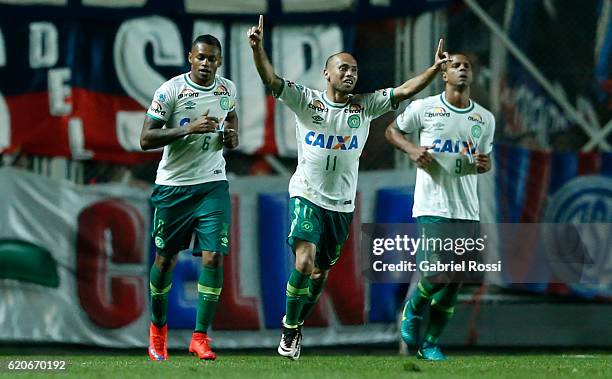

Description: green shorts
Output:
[416,216,479,278]
[287,196,354,270]
[151,180,231,257]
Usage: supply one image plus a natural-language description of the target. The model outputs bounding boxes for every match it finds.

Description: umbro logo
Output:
[312,115,324,124]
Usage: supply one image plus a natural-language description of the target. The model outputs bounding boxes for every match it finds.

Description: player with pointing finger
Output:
[247,15,451,360]
[385,53,495,361]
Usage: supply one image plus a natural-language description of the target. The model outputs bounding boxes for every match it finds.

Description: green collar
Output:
[185,73,216,91]
[322,92,350,108]
[440,92,474,113]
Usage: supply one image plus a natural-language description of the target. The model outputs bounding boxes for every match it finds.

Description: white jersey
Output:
[146,73,237,186]
[275,78,398,212]
[396,92,495,220]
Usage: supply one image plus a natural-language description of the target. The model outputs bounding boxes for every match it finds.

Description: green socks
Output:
[407,278,445,315]
[284,269,310,327]
[150,264,173,326]
[424,283,461,344]
[195,265,224,333]
[298,276,325,323]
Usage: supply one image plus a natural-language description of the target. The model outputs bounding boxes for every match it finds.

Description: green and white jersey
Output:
[146,73,237,186]
[395,92,495,221]
[275,78,398,212]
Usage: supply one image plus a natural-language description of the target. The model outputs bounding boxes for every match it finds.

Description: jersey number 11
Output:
[326,155,338,171]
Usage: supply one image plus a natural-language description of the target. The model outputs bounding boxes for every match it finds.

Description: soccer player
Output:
[140,34,239,361]
[385,53,494,360]
[247,15,450,360]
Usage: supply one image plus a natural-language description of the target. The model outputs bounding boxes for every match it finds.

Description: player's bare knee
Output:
[310,268,329,284]
[294,239,316,274]
[295,254,314,274]
[202,251,223,267]
[155,254,178,272]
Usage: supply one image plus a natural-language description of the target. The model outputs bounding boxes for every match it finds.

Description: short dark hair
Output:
[443,52,474,70]
[192,34,222,56]
[325,51,353,69]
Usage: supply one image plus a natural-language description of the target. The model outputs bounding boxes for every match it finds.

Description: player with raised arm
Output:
[385,53,495,361]
[247,15,450,360]
[140,34,239,362]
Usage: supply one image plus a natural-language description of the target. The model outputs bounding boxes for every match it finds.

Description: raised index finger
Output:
[258,14,264,31]
[436,38,444,56]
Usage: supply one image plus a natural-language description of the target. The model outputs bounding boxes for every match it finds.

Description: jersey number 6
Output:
[202,136,212,151]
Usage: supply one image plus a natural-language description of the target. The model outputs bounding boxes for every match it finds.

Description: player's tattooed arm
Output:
[248,15,283,95]
[140,111,218,150]
[393,39,451,103]
[223,111,239,149]
[385,121,433,169]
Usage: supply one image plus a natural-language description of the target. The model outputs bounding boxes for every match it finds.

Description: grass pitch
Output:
[1,350,611,378]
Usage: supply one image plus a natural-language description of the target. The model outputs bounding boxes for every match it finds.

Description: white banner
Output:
[0,167,151,347]
[0,168,422,348]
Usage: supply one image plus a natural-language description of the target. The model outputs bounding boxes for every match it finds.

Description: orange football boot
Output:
[148,323,168,361]
[189,332,216,360]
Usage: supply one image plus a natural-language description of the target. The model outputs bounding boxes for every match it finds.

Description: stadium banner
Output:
[497,0,611,149]
[0,167,150,346]
[0,17,342,162]
[1,150,610,347]
[493,146,612,299]
[0,167,418,347]
[0,1,450,162]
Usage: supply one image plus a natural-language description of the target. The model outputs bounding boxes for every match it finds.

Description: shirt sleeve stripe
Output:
[390,88,399,110]
[146,112,165,122]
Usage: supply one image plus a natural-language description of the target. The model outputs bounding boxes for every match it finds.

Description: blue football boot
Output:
[400,301,422,346]
[417,341,447,361]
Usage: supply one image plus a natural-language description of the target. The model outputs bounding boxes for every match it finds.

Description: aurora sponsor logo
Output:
[344,103,364,114]
[425,107,450,118]
[150,101,166,116]
[214,85,230,96]
[305,131,359,150]
[178,88,199,99]
[308,99,328,113]
[431,138,477,154]
[468,113,485,125]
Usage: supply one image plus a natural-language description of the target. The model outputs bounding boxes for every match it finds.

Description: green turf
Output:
[1,353,611,379]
